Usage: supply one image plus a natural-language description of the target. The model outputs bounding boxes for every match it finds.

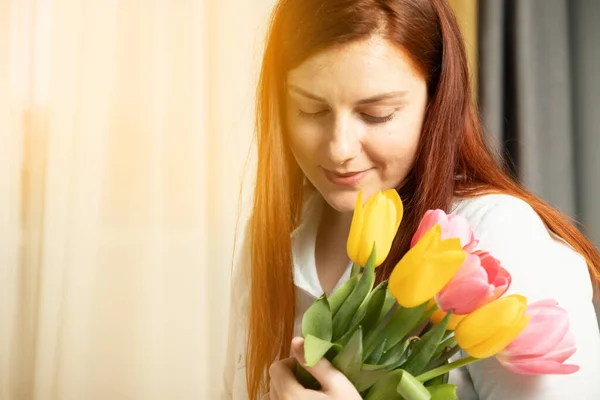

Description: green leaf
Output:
[396,370,432,400]
[302,295,332,341]
[335,283,387,346]
[377,289,397,325]
[401,311,452,376]
[442,371,449,385]
[353,281,388,338]
[364,242,377,270]
[421,302,439,323]
[427,384,458,400]
[364,302,427,357]
[332,327,363,379]
[354,368,391,393]
[379,339,410,369]
[329,275,359,317]
[304,335,339,368]
[350,262,361,278]
[423,373,446,387]
[364,338,387,364]
[332,261,375,340]
[336,281,388,347]
[334,324,360,347]
[361,363,389,371]
[364,370,404,400]
[433,335,456,360]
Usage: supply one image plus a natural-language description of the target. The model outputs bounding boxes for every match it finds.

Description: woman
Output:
[222,0,600,398]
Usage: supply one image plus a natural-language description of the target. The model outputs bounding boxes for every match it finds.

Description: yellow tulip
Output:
[430,308,466,331]
[388,224,466,308]
[454,294,530,359]
[346,189,403,267]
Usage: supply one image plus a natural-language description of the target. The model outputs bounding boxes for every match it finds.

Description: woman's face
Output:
[286,36,428,213]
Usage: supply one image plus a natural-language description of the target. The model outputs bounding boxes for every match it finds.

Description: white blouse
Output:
[222,190,600,399]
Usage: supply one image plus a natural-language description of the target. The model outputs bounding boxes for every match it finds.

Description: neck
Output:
[320,199,353,236]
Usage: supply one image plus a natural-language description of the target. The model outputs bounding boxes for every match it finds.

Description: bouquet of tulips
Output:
[296,189,579,399]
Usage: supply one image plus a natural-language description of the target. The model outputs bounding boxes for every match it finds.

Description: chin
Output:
[321,193,356,213]
[319,186,372,214]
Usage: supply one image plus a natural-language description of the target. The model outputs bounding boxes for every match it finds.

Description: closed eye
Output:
[297,110,396,124]
[360,112,395,124]
[297,109,330,118]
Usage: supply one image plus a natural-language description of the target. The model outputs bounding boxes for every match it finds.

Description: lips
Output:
[323,168,371,186]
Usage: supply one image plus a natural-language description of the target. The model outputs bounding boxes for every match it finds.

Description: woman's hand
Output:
[262,337,362,400]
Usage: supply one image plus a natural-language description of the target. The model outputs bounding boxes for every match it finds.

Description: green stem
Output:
[427,344,461,370]
[415,356,479,383]
[350,262,361,278]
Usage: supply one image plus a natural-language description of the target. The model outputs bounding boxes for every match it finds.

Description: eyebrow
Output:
[288,84,408,105]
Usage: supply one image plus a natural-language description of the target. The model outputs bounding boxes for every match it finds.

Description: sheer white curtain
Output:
[0,1,476,399]
[0,0,272,399]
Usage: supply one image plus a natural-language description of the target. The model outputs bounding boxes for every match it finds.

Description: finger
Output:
[269,358,305,395]
[291,337,353,393]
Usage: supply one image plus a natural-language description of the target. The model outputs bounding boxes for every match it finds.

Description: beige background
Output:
[0,1,475,399]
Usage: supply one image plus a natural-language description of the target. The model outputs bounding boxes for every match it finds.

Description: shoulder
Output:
[451,193,545,234]
[451,192,593,301]
[450,197,600,398]
[451,193,573,256]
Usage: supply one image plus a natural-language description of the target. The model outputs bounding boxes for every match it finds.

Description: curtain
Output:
[4,1,569,399]
[478,0,600,321]
[478,0,600,235]
[0,0,274,399]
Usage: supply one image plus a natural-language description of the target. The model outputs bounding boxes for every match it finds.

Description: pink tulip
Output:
[496,299,580,375]
[411,209,478,251]
[435,251,511,315]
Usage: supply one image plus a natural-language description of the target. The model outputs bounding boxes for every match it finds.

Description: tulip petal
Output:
[450,253,485,281]
[395,247,465,308]
[434,254,492,314]
[414,223,442,254]
[446,214,475,249]
[382,189,404,232]
[411,210,445,248]
[431,237,463,255]
[540,331,577,363]
[374,199,397,266]
[347,190,365,264]
[463,240,479,252]
[464,314,530,358]
[455,295,528,351]
[503,300,570,358]
[500,359,580,375]
[430,309,466,330]
[436,277,490,315]
[494,300,580,375]
[478,252,511,299]
[359,192,384,265]
[411,210,476,250]
[390,225,450,307]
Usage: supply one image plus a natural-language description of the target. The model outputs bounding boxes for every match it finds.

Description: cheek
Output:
[368,101,425,172]
[366,125,421,177]
[371,138,418,167]
[287,122,323,164]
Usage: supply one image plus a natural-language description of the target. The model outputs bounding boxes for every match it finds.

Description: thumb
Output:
[291,337,351,393]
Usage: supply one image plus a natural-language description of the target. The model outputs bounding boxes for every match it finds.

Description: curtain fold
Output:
[478,0,600,323]
[0,0,258,398]
[478,0,600,242]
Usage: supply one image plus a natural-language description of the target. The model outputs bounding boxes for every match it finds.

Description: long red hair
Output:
[246,0,600,398]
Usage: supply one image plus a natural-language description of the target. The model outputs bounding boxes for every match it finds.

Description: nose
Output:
[326,114,361,166]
